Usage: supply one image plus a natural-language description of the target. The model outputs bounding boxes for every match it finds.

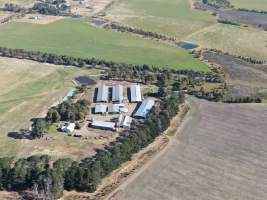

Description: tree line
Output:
[104,22,176,42]
[0,47,221,83]
[203,48,266,64]
[223,96,262,103]
[0,92,184,200]
[1,1,71,16]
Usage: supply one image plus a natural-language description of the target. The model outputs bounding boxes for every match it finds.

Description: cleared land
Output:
[0,57,104,160]
[202,51,267,98]
[110,98,267,200]
[231,0,267,11]
[104,0,216,39]
[185,23,267,61]
[0,19,210,71]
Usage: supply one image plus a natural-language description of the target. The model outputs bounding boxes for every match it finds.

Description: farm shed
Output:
[61,123,75,133]
[91,120,116,131]
[97,84,109,102]
[122,116,133,129]
[134,99,155,118]
[112,84,124,103]
[108,104,128,114]
[95,104,108,114]
[130,84,142,102]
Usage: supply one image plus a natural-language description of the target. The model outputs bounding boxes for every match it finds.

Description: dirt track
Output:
[107,98,267,200]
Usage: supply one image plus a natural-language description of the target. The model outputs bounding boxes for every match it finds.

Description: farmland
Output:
[0,19,211,72]
[185,23,267,61]
[0,57,104,160]
[104,0,216,39]
[202,50,267,98]
[231,0,267,11]
[110,98,267,200]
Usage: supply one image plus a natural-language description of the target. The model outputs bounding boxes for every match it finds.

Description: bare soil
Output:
[202,51,267,98]
[109,98,267,200]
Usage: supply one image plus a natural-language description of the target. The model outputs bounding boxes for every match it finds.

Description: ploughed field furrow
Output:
[115,99,267,200]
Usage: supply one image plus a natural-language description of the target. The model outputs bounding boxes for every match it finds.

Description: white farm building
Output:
[134,99,155,118]
[97,84,109,102]
[95,104,108,114]
[112,84,123,103]
[61,123,75,133]
[91,120,116,131]
[130,84,142,102]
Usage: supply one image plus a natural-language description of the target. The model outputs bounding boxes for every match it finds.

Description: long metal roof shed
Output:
[130,84,142,102]
[97,84,109,102]
[134,99,155,118]
[91,120,116,131]
[112,84,123,103]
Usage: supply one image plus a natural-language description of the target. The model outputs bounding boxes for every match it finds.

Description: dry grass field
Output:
[110,98,267,200]
[0,57,106,160]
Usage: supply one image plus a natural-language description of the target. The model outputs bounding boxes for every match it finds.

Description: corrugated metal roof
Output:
[97,84,108,102]
[95,104,107,113]
[130,84,142,102]
[112,85,123,102]
[134,99,155,118]
[91,120,115,130]
[122,116,132,128]
[61,123,75,133]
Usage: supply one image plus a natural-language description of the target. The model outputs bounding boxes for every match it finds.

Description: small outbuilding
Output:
[122,116,133,129]
[130,84,142,102]
[134,99,155,118]
[61,123,75,133]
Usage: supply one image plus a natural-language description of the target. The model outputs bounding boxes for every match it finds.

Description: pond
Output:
[72,15,83,20]
[179,42,199,50]
[75,76,96,86]
[91,19,108,27]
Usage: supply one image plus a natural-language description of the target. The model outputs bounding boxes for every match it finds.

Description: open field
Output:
[231,0,267,11]
[104,0,216,39]
[202,50,267,98]
[0,57,106,160]
[185,23,267,61]
[0,19,210,72]
[110,98,267,200]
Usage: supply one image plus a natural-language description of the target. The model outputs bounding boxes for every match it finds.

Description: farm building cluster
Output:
[61,81,155,138]
[91,83,155,131]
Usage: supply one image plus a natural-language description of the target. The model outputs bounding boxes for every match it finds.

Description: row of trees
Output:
[224,97,262,103]
[0,93,185,199]
[0,47,221,83]
[1,1,70,16]
[104,22,176,42]
[204,48,266,64]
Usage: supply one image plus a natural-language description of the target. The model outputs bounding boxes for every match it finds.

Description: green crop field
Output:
[0,19,210,72]
[185,23,267,61]
[105,0,216,39]
[231,0,267,11]
[0,57,101,159]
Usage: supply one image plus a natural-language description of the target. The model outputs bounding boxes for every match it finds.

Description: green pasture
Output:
[231,0,267,11]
